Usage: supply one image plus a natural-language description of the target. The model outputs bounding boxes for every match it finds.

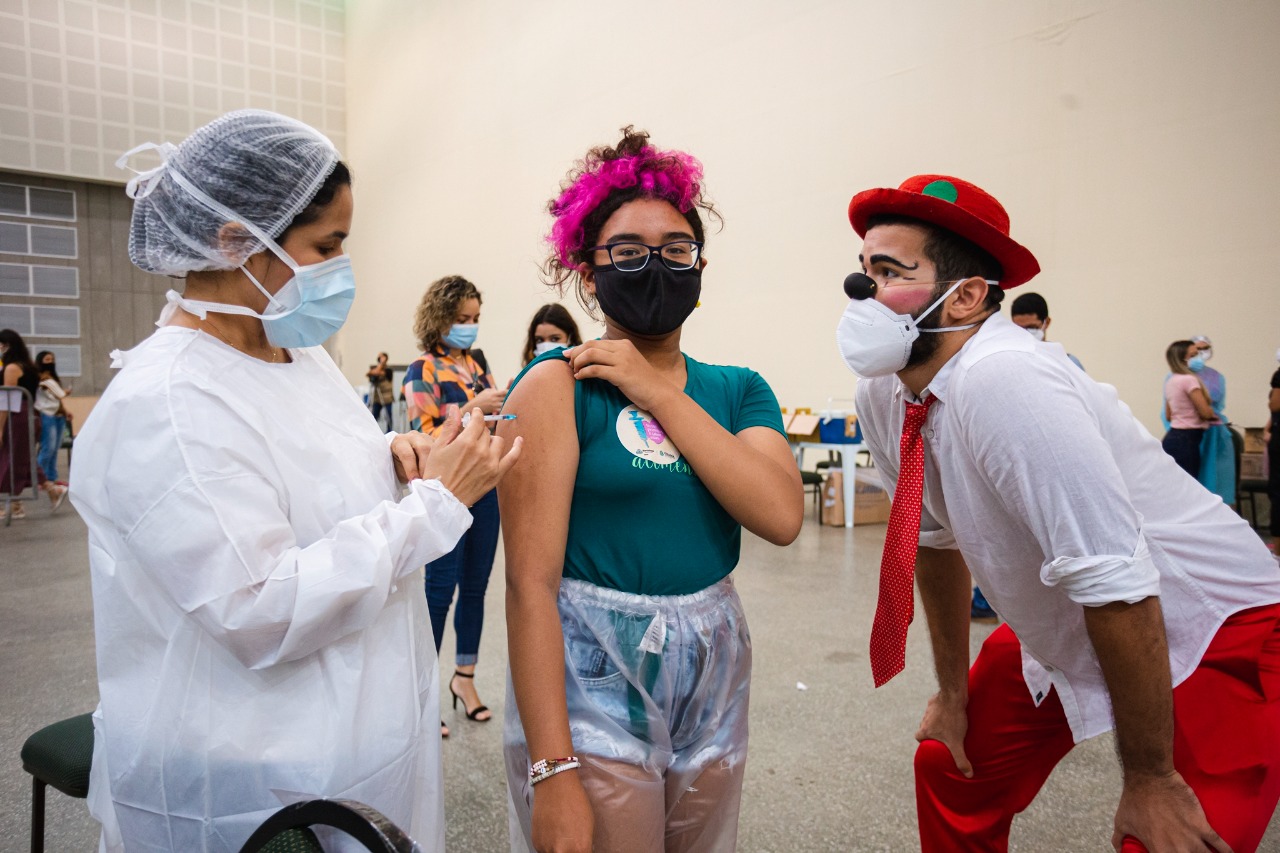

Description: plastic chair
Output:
[239,799,418,853]
[20,713,94,853]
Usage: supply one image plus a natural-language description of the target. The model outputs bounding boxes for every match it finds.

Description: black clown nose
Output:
[844,272,877,300]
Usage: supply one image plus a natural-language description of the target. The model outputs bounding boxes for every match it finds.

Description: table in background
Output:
[792,440,871,528]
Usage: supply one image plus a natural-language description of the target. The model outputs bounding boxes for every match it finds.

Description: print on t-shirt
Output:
[615,404,682,465]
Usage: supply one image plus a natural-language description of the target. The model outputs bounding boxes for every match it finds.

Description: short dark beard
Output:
[904,282,949,368]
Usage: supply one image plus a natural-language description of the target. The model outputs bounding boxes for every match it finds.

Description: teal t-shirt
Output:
[508,349,785,596]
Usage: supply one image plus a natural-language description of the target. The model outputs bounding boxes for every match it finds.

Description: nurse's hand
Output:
[531,771,593,853]
[390,430,438,483]
[564,340,676,412]
[423,407,522,506]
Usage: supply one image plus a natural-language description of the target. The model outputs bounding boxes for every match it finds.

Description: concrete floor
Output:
[3,482,1278,852]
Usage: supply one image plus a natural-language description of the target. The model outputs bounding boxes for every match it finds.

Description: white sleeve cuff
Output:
[1040,533,1160,606]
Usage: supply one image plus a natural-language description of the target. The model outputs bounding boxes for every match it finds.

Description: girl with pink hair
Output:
[497,127,804,852]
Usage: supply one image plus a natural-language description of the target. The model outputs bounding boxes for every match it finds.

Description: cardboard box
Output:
[1245,428,1267,455]
[853,469,891,525]
[785,413,821,443]
[1241,452,1269,482]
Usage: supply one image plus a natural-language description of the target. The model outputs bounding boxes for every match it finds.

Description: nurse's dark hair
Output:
[414,275,482,352]
[522,303,583,365]
[277,161,351,242]
[0,328,34,369]
[865,213,1005,311]
[543,126,721,317]
[1167,339,1195,375]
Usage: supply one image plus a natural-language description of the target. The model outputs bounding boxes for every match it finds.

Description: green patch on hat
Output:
[922,180,958,203]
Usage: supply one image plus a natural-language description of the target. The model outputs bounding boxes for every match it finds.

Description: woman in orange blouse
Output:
[406,275,507,736]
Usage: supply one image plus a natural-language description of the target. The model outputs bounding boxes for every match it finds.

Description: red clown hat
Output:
[847,175,1040,289]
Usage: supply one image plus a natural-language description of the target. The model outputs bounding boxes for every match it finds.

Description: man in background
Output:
[1009,291,1084,371]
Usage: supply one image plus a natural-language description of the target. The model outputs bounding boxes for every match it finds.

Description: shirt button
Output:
[926,429,935,438]
[1044,665,1055,672]
[391,584,398,594]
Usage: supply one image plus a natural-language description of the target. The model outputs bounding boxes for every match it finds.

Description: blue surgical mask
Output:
[157,167,356,348]
[443,323,479,350]
[1188,355,1205,372]
[166,253,356,349]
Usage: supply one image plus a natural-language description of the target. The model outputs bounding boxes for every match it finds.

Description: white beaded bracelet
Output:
[529,758,581,786]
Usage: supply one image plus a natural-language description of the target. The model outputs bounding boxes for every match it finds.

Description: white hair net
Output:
[118,109,340,276]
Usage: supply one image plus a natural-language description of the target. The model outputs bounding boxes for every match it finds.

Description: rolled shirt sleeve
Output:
[950,351,1158,606]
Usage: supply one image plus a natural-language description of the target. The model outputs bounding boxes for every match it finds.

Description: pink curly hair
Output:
[547,129,706,267]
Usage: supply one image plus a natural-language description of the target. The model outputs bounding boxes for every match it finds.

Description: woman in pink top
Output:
[1161,339,1218,477]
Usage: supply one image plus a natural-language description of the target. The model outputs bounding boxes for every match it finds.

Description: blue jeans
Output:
[37,414,64,482]
[1162,428,1204,479]
[424,488,500,665]
[370,401,393,432]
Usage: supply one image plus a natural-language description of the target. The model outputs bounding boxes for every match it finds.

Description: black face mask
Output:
[592,263,701,337]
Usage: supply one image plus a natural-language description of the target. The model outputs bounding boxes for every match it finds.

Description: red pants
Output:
[915,604,1280,852]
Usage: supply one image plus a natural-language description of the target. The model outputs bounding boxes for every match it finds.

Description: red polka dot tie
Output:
[870,395,937,687]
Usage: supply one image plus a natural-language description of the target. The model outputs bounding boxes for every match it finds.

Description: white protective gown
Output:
[69,326,472,852]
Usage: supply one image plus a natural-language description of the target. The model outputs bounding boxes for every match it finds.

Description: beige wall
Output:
[346,0,1275,434]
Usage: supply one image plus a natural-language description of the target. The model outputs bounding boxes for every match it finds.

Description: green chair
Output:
[800,469,824,521]
[20,713,94,853]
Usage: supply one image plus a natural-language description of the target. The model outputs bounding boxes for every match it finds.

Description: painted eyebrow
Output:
[859,253,920,270]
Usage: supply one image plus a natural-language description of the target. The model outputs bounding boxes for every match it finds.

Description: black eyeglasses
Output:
[587,241,704,272]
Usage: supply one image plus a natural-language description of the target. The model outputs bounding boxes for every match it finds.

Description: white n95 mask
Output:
[533,341,564,357]
[835,278,989,378]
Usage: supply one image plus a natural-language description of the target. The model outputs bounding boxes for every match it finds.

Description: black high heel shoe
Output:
[449,670,491,722]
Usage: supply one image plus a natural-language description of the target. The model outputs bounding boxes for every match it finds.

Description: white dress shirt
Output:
[855,313,1280,741]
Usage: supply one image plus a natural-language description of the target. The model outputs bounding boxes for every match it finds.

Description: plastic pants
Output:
[916,606,1280,853]
[505,575,751,853]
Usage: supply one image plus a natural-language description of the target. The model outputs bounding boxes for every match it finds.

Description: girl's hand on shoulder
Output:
[563,340,673,411]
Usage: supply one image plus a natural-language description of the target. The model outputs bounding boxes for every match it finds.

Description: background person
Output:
[1270,348,1279,542]
[499,127,803,853]
[1189,335,1234,505]
[72,110,520,852]
[366,350,395,431]
[521,302,583,366]
[1008,291,1084,371]
[34,350,71,484]
[405,275,507,735]
[1162,339,1219,478]
[0,329,67,518]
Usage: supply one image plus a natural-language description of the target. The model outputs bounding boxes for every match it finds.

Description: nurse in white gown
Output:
[69,110,521,852]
